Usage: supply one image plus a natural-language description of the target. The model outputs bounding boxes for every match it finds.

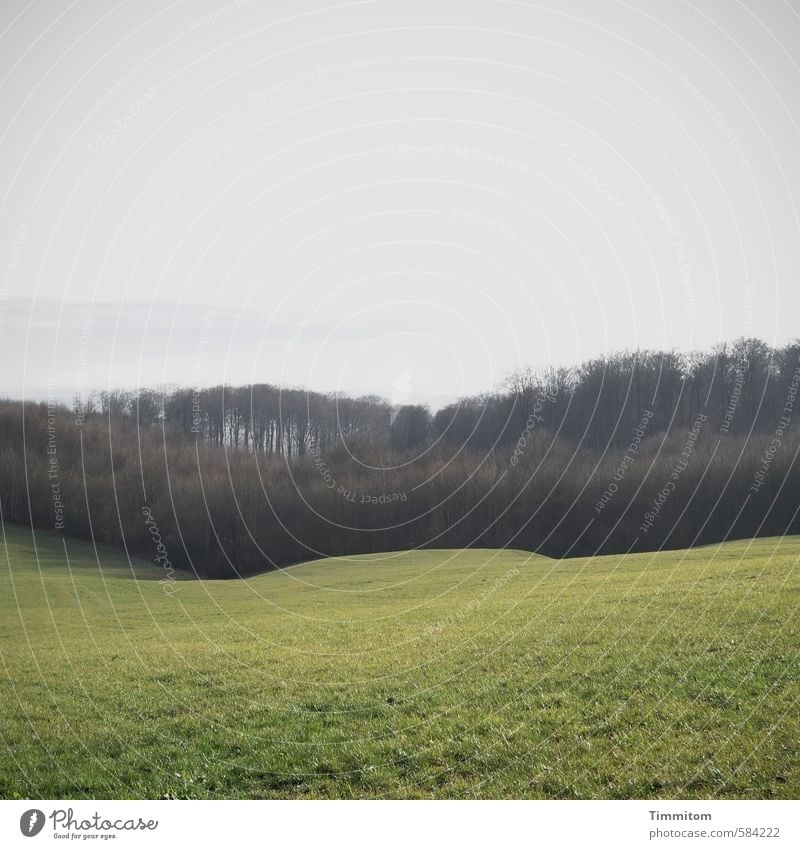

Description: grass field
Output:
[1,523,798,799]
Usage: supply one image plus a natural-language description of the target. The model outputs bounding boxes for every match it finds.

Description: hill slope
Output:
[1,524,798,799]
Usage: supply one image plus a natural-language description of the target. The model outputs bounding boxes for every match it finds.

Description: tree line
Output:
[2,337,799,578]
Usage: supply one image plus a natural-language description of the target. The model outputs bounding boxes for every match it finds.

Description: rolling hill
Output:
[1,523,798,799]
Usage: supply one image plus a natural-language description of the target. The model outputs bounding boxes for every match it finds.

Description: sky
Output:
[1,0,799,407]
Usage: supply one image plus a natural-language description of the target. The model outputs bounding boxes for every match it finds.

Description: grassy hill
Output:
[1,523,798,799]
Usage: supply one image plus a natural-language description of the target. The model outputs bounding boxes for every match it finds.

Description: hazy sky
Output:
[1,0,799,406]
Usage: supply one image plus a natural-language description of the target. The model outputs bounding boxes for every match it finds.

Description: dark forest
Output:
[3,337,799,577]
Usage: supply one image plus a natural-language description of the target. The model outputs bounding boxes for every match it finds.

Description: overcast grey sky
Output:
[1,0,799,405]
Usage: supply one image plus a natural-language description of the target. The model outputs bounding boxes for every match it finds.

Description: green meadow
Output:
[1,523,798,799]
